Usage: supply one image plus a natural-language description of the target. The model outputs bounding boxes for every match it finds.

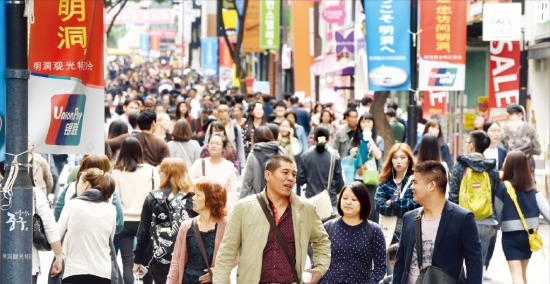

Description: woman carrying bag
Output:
[494,151,550,284]
[166,180,229,284]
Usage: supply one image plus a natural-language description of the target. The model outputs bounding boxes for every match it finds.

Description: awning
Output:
[527,41,550,60]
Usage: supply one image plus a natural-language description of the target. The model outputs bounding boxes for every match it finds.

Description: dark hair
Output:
[469,130,491,153]
[208,121,227,137]
[290,96,299,104]
[482,121,500,133]
[362,96,373,106]
[175,101,190,120]
[416,134,441,163]
[278,119,295,137]
[253,125,275,144]
[107,119,128,139]
[314,125,330,153]
[422,120,444,143]
[320,109,334,123]
[137,108,157,130]
[81,168,116,200]
[265,155,295,173]
[343,108,358,119]
[172,119,193,142]
[351,113,378,148]
[245,103,266,141]
[387,101,398,111]
[385,108,397,117]
[413,161,447,194]
[208,133,228,148]
[266,123,279,138]
[128,111,139,129]
[337,181,371,220]
[284,111,297,123]
[380,143,415,181]
[274,100,287,109]
[114,137,144,172]
[501,151,534,192]
[196,180,228,219]
[124,99,139,108]
[387,243,399,261]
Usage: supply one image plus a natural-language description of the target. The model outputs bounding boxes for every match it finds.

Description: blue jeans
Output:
[477,224,494,264]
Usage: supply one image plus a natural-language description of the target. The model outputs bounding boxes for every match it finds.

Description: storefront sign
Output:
[365,0,411,91]
[104,8,172,25]
[201,37,219,77]
[488,41,520,109]
[422,91,447,117]
[419,0,467,91]
[29,0,104,154]
[335,31,354,54]
[260,0,280,50]
[321,3,346,26]
[483,3,522,41]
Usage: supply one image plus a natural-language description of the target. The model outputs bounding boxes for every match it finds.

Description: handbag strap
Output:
[504,181,530,233]
[414,209,424,270]
[192,219,213,278]
[33,189,37,214]
[327,153,335,192]
[177,142,193,165]
[151,167,154,190]
[201,158,205,176]
[255,194,300,283]
[400,176,413,199]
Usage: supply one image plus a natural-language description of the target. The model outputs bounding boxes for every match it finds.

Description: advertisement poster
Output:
[365,0,411,91]
[292,1,315,99]
[28,0,104,154]
[260,0,280,50]
[419,1,467,91]
[488,41,520,109]
[201,37,219,77]
[422,91,447,117]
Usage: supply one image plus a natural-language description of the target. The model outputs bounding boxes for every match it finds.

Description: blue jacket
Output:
[496,146,507,170]
[494,182,549,232]
[393,201,483,284]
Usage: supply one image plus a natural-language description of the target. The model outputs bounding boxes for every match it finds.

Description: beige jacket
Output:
[213,191,331,284]
[30,153,54,196]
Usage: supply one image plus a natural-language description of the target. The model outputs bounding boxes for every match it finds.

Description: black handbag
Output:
[415,210,456,284]
[33,190,52,251]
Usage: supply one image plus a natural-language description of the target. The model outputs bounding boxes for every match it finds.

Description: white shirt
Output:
[483,147,499,169]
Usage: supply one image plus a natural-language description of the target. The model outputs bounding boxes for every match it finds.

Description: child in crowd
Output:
[379,243,399,284]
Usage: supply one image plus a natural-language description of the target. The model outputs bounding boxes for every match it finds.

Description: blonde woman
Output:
[153,112,172,142]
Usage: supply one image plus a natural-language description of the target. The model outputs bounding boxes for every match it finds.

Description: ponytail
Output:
[314,125,330,153]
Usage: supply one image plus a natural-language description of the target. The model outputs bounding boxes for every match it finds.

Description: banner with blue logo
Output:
[365,0,411,91]
[139,34,150,58]
[201,37,219,77]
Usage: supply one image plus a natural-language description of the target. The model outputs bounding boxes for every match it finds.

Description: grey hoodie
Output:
[239,141,284,199]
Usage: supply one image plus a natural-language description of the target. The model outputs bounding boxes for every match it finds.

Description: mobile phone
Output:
[139,265,148,275]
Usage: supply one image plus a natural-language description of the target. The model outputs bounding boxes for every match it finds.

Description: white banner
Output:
[483,3,522,41]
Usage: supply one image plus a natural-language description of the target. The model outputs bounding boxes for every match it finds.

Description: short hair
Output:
[217,104,229,113]
[413,161,447,193]
[208,121,227,137]
[77,155,112,178]
[387,102,398,111]
[124,99,139,108]
[385,108,397,117]
[337,181,371,220]
[107,119,128,139]
[208,133,228,148]
[80,168,116,200]
[343,108,358,119]
[128,111,139,129]
[114,137,144,172]
[290,96,299,104]
[361,96,373,106]
[159,158,194,195]
[274,100,287,109]
[501,151,534,192]
[265,155,295,173]
[469,130,491,153]
[137,108,157,130]
[171,119,193,142]
[253,125,275,144]
[196,180,227,219]
[387,243,399,261]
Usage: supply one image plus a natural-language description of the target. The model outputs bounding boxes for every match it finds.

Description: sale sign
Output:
[28,0,104,154]
[488,41,520,109]
[422,91,447,118]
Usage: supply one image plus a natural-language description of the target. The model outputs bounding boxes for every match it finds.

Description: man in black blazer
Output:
[393,161,482,284]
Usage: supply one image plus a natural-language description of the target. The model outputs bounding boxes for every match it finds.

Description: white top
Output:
[58,198,116,280]
[483,147,499,169]
[112,164,160,221]
[32,187,61,275]
[189,158,237,210]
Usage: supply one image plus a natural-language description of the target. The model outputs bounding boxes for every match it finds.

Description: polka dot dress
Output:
[320,218,387,284]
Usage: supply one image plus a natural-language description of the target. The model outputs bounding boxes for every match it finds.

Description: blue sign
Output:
[0,0,6,161]
[365,0,411,91]
[201,37,219,77]
[139,34,150,58]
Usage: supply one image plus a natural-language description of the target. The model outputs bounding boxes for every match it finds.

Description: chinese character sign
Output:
[28,0,104,154]
[365,0,411,91]
[260,0,280,50]
[418,0,467,91]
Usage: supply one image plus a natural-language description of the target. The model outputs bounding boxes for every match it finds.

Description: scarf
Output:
[278,137,295,162]
[75,188,107,203]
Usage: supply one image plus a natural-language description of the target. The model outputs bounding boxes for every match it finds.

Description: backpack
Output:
[150,188,191,265]
[502,124,535,172]
[458,168,492,220]
[252,148,279,191]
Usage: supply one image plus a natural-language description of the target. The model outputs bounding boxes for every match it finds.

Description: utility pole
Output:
[407,0,418,150]
[1,1,33,283]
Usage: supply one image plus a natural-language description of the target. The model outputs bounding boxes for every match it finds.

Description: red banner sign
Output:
[488,41,520,109]
[422,91,447,118]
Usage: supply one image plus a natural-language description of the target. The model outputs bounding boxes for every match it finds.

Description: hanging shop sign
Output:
[482,3,522,41]
[201,37,219,77]
[365,0,411,91]
[335,30,354,54]
[422,91,447,117]
[418,0,467,91]
[28,0,104,154]
[488,41,520,109]
[292,0,315,99]
[321,2,346,26]
[260,0,280,50]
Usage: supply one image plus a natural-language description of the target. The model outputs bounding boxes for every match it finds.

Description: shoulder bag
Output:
[256,194,300,283]
[192,219,213,279]
[307,152,335,220]
[415,210,457,284]
[504,181,544,253]
[33,189,52,251]
[359,146,379,186]
[378,176,412,249]
[177,141,193,166]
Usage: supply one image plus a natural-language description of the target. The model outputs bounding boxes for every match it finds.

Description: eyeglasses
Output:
[209,142,223,146]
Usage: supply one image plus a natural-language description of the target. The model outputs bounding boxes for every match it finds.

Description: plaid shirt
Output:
[374,173,420,218]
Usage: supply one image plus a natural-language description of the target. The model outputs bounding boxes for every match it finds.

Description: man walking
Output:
[331,108,358,158]
[214,155,331,283]
[393,161,482,283]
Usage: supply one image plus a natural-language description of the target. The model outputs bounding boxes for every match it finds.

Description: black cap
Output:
[506,103,523,114]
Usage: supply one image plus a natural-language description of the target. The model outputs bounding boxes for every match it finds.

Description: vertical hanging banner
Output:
[422,91,447,117]
[260,0,280,50]
[201,37,219,77]
[28,0,104,154]
[292,0,315,99]
[419,0,467,91]
[365,0,411,91]
[488,41,520,109]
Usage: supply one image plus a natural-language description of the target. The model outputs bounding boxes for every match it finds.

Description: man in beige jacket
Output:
[214,155,331,284]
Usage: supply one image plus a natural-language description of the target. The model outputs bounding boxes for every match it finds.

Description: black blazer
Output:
[393,201,483,284]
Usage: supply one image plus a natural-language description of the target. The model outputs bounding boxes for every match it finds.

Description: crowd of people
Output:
[21,58,549,284]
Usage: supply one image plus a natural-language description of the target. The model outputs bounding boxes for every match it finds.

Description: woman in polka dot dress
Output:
[320,182,386,284]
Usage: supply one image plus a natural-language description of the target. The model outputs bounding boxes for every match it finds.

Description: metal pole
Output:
[278,0,285,100]
[407,0,418,149]
[1,1,33,283]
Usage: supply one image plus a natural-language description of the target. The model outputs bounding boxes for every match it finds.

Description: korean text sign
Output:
[260,0,280,50]
[419,0,467,91]
[28,0,104,154]
[365,0,411,91]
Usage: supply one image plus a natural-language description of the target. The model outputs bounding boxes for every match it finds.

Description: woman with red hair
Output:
[167,180,229,284]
